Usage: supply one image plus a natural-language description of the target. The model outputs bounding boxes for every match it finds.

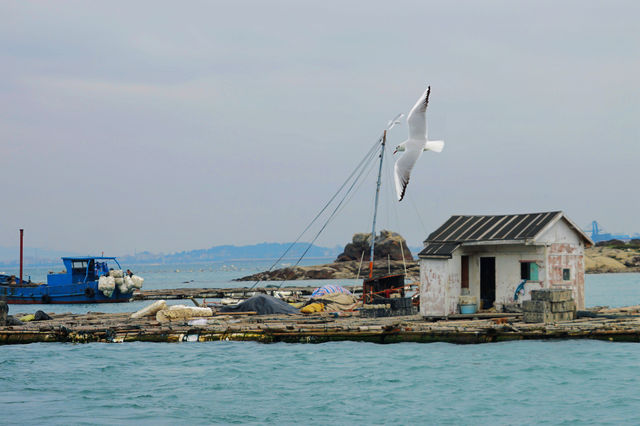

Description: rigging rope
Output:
[333,150,379,220]
[249,136,383,290]
[383,142,400,233]
[407,192,428,237]
[276,138,383,289]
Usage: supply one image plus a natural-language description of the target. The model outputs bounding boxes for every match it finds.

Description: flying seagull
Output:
[393,86,444,201]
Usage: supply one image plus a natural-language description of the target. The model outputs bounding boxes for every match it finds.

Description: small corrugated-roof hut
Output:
[418,211,593,316]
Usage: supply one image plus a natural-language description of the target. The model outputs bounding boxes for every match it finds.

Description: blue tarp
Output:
[311,285,352,298]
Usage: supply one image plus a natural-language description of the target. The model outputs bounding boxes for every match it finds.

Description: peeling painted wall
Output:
[537,219,586,310]
[483,245,544,308]
[460,245,544,312]
[419,259,449,316]
[419,218,587,315]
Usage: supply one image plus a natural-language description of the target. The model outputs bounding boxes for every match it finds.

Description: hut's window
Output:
[563,268,571,280]
[520,262,539,281]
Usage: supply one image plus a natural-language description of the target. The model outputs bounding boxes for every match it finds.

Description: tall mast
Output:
[368,130,386,279]
[19,229,24,284]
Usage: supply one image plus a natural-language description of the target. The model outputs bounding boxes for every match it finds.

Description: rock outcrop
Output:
[336,230,413,262]
[234,260,419,281]
[235,231,417,281]
[585,245,640,273]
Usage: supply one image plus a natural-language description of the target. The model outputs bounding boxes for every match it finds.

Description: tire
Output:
[85,287,95,298]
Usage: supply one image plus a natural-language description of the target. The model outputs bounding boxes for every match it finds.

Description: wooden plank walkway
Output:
[131,286,322,301]
[2,309,640,345]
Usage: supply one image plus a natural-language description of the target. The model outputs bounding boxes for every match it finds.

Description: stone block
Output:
[530,289,573,302]
[523,311,555,323]
[556,311,576,321]
[523,300,576,313]
[522,300,548,312]
[523,309,575,323]
[550,301,576,313]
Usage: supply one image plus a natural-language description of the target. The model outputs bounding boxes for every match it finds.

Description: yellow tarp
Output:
[301,302,324,313]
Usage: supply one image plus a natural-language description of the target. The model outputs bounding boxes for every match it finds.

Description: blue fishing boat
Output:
[0,256,141,304]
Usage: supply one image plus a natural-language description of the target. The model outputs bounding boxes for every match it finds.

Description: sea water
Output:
[2,266,640,424]
[2,340,640,424]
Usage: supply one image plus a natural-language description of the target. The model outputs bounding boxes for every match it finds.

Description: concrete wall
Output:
[464,244,545,311]
[536,218,586,309]
[419,258,453,316]
[419,217,587,315]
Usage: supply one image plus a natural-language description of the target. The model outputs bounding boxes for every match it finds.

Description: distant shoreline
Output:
[0,256,341,269]
[585,245,640,274]
[3,247,638,276]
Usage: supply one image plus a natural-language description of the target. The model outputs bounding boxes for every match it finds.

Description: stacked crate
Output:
[360,298,417,318]
[523,289,576,323]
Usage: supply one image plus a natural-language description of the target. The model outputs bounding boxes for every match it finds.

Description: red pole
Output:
[19,229,24,284]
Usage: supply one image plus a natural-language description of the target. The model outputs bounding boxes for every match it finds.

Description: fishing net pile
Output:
[98,270,143,297]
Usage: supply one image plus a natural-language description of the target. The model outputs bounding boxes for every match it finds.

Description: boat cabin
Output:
[47,256,122,286]
[418,211,593,316]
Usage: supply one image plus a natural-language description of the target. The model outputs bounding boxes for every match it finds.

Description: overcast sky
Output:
[1,1,638,255]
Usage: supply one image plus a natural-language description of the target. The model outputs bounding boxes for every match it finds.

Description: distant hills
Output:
[0,242,423,267]
[118,242,344,265]
[0,243,343,267]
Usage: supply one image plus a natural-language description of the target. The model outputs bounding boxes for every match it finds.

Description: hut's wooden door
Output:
[461,256,469,290]
[480,257,495,309]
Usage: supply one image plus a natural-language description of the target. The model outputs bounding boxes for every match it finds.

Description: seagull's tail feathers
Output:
[424,140,445,153]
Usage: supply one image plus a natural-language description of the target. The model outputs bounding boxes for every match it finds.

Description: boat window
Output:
[72,261,88,273]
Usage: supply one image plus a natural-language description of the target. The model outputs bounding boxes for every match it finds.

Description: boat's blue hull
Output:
[0,281,134,304]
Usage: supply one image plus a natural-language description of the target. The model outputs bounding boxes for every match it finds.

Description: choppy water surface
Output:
[2,266,640,423]
[2,340,640,424]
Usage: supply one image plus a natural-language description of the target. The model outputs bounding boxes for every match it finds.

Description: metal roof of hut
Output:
[419,211,593,259]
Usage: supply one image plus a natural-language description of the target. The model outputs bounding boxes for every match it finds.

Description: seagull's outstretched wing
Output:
[407,86,430,140]
[394,144,424,201]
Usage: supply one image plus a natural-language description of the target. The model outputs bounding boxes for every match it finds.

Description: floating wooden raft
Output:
[132,286,322,301]
[2,308,640,345]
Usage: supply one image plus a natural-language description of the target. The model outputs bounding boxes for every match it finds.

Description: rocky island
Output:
[235,230,418,281]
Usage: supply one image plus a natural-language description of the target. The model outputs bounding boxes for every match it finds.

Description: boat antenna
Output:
[368,113,403,279]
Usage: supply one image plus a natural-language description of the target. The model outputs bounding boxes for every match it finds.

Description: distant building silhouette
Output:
[587,221,640,242]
